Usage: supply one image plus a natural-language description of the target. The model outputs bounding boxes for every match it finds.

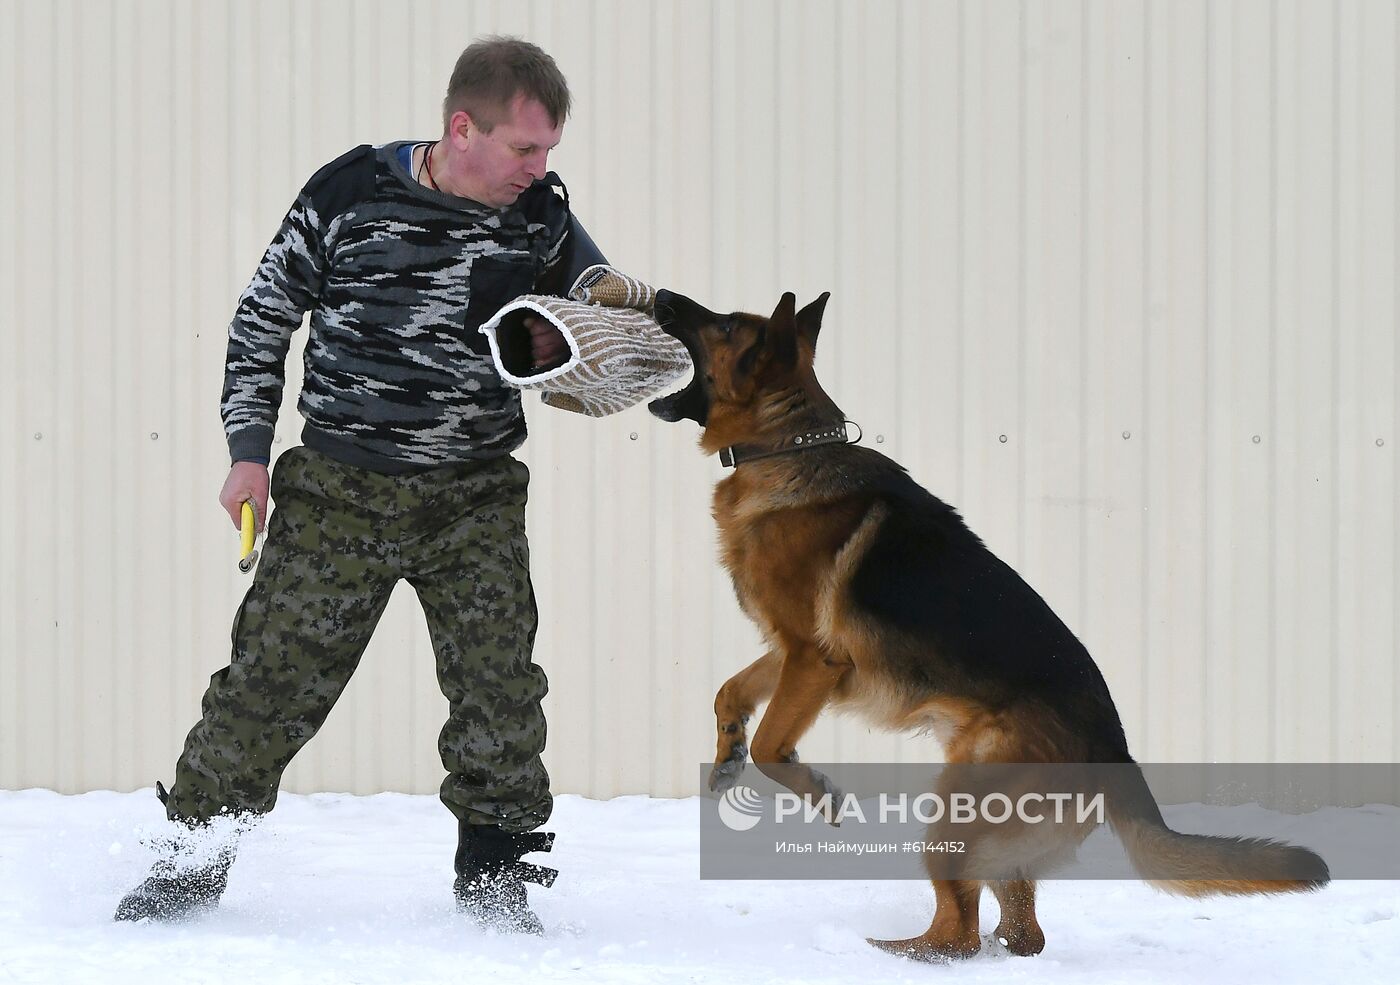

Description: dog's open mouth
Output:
[647,290,708,423]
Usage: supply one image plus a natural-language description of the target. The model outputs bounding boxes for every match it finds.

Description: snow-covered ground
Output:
[1,788,1396,985]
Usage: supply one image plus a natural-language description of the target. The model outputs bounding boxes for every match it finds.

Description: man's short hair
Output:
[443,36,571,132]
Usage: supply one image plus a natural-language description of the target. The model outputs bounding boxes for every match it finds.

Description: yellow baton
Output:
[238,500,262,573]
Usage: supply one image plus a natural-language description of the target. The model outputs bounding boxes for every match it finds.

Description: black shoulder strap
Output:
[301,144,377,221]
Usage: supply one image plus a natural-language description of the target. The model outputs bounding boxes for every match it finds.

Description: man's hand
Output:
[220,461,270,532]
[523,315,570,370]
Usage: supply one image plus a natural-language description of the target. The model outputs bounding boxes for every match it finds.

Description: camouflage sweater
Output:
[220,142,575,473]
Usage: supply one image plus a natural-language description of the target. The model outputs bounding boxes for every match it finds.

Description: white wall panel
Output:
[1,0,1395,800]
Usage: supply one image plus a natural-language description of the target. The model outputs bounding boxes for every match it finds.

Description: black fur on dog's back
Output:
[840,448,1132,761]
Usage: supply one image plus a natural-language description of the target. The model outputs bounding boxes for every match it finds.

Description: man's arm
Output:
[535,214,608,297]
[524,175,610,367]
[219,192,327,469]
[216,190,327,530]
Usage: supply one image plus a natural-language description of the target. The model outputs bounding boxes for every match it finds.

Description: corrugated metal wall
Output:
[1,0,1396,799]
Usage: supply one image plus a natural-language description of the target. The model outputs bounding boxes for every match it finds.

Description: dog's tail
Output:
[1105,764,1329,898]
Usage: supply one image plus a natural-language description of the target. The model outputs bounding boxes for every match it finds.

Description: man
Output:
[114,36,603,934]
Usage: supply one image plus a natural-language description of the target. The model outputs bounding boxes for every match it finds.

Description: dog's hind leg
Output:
[989,879,1045,956]
[869,878,984,961]
[710,650,782,792]
[747,646,851,820]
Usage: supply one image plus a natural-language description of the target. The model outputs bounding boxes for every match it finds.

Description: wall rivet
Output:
[876,434,885,444]
[1252,435,1262,444]
[1122,431,1131,440]
[629,432,638,441]
[149,432,159,440]
[1377,438,1385,447]
[33,432,42,440]
[998,434,1008,444]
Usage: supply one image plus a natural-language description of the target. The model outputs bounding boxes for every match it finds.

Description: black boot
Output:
[113,783,237,922]
[113,856,231,922]
[453,820,557,935]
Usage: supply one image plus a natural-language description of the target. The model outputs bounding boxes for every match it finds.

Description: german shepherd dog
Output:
[648,290,1328,961]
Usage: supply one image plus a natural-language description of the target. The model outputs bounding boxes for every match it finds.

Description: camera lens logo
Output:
[717,785,765,831]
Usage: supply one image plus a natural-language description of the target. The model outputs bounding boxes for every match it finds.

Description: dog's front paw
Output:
[709,747,748,793]
[808,768,845,826]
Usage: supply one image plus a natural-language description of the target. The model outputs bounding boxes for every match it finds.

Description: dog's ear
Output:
[770,291,797,325]
[796,292,831,353]
[768,292,799,368]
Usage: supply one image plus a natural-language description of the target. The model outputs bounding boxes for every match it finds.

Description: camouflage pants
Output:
[167,446,551,833]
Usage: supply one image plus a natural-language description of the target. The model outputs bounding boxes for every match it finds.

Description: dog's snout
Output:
[654,289,675,326]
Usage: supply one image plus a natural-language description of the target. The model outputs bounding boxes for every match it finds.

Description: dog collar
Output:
[718,420,862,468]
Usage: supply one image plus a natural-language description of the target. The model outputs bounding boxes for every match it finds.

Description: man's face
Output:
[452,93,564,208]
